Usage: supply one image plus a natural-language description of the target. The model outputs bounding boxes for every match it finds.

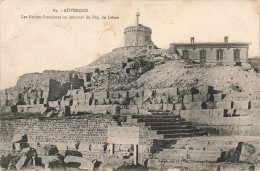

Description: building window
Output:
[216,49,223,60]
[200,50,206,63]
[182,50,189,59]
[234,49,240,61]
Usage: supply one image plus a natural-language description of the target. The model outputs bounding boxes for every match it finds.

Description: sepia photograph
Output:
[0,0,260,170]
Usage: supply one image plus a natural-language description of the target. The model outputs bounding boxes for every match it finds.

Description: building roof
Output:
[170,42,251,46]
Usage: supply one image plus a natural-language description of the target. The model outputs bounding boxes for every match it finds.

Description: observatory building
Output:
[124,12,155,48]
[169,37,250,65]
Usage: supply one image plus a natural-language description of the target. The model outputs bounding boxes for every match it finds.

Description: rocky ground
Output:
[134,60,260,101]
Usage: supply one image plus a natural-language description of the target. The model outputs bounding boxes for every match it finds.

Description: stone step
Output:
[163,131,207,139]
[170,138,239,151]
[157,129,199,134]
[163,133,193,139]
[157,149,221,162]
[150,125,195,130]
[149,110,171,113]
[144,121,192,126]
[136,118,185,122]
[132,114,181,119]
[152,139,178,148]
[151,112,173,115]
[161,161,257,171]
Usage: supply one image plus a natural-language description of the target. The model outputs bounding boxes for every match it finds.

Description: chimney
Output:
[224,36,229,43]
[191,37,194,43]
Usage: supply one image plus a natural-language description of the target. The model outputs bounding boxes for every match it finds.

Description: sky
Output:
[0,0,259,90]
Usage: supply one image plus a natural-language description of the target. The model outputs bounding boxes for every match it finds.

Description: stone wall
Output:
[0,115,158,165]
[0,116,118,159]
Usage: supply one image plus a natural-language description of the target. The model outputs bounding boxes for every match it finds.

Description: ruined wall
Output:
[0,116,118,159]
[16,70,83,89]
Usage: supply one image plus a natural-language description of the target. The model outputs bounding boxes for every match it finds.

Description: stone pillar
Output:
[32,156,35,166]
[134,144,138,165]
[110,143,114,155]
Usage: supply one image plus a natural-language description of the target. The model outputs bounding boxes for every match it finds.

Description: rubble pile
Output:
[135,60,260,101]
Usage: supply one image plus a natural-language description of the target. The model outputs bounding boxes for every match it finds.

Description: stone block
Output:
[119,91,128,98]
[239,141,260,163]
[224,117,252,126]
[143,89,155,100]
[211,118,226,126]
[198,86,214,95]
[15,154,27,171]
[193,94,208,102]
[156,87,178,97]
[225,109,235,116]
[49,101,59,107]
[78,143,90,152]
[130,97,143,105]
[183,103,191,110]
[180,110,191,120]
[213,93,223,102]
[120,106,138,114]
[109,91,120,99]
[147,159,162,170]
[99,155,124,170]
[205,102,216,109]
[187,150,221,162]
[210,109,224,118]
[85,92,93,99]
[24,99,30,105]
[43,98,48,104]
[40,156,59,169]
[251,100,260,109]
[11,134,28,143]
[138,108,152,115]
[251,126,260,136]
[233,101,249,110]
[148,104,163,111]
[174,103,183,110]
[190,109,211,124]
[225,117,240,126]
[65,150,83,157]
[190,102,202,110]
[183,95,193,103]
[234,109,250,116]
[73,93,85,100]
[152,96,163,104]
[238,116,253,126]
[128,90,142,98]
[91,105,120,115]
[30,99,36,105]
[215,102,232,109]
[178,89,190,96]
[163,104,174,111]
[93,91,108,99]
[252,117,260,126]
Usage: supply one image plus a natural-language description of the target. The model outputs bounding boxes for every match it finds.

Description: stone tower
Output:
[124,12,154,47]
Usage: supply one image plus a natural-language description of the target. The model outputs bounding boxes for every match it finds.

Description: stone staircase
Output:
[125,110,260,170]
[129,110,207,139]
[148,135,260,171]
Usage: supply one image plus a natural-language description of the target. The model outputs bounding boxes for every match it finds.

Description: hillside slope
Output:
[134,60,260,101]
[248,56,260,73]
[75,47,169,72]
